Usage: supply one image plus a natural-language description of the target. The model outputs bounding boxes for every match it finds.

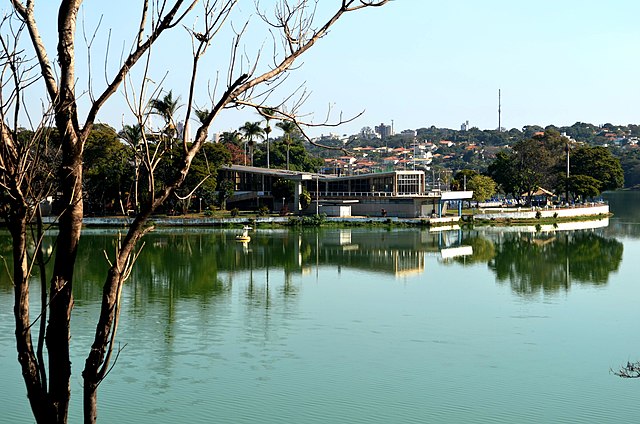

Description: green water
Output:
[1,192,640,423]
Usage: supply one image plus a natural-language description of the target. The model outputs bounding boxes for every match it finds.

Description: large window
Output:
[350,178,370,193]
[372,176,393,193]
[397,173,422,195]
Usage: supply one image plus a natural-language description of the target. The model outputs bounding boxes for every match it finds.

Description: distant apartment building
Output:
[375,123,393,139]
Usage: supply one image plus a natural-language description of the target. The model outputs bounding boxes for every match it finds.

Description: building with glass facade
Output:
[218,165,472,218]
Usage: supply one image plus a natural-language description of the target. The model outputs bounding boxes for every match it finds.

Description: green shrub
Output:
[230,208,239,217]
[286,216,302,226]
[286,214,326,227]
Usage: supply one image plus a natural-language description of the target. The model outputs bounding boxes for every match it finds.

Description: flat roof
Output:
[221,165,424,182]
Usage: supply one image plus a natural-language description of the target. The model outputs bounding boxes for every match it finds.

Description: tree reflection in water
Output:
[0,227,624,301]
[485,231,623,296]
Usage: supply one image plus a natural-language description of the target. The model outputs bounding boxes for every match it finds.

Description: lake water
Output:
[2,192,640,423]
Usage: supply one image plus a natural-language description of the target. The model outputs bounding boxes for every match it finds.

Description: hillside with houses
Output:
[307,122,640,188]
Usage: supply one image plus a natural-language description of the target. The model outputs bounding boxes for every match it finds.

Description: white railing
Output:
[309,191,424,198]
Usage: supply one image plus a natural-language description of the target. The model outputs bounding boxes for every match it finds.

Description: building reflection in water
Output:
[0,217,621,299]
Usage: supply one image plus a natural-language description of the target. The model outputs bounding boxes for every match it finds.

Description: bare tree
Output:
[1,14,63,423]
[1,1,390,423]
[613,361,640,378]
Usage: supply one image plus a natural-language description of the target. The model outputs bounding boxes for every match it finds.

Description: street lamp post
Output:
[565,141,570,203]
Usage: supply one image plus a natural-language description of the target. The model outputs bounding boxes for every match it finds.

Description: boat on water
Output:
[235,226,252,242]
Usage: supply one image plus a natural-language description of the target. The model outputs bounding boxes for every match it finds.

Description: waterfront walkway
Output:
[473,203,609,220]
[36,203,609,228]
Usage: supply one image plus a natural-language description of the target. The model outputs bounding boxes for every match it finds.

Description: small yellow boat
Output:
[235,226,252,242]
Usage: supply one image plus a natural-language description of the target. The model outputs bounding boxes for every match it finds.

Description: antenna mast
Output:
[498,89,501,132]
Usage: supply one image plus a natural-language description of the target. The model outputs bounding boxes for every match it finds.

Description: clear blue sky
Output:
[8,1,640,137]
[299,0,640,136]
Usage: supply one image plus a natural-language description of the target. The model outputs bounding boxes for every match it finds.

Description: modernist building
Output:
[218,165,472,218]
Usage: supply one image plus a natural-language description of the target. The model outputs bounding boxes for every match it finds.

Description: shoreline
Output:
[27,203,611,229]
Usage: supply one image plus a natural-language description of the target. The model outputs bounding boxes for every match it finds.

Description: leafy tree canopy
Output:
[570,146,624,192]
[468,175,497,202]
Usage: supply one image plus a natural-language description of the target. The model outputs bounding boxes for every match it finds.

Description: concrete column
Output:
[294,182,302,213]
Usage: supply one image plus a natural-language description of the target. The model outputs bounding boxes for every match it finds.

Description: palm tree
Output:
[240,121,265,167]
[150,90,181,134]
[260,108,277,169]
[219,130,243,145]
[119,124,143,212]
[276,120,297,170]
[219,130,245,164]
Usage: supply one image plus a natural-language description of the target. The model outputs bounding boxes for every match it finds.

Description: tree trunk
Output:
[45,129,83,423]
[82,266,121,424]
[11,207,55,423]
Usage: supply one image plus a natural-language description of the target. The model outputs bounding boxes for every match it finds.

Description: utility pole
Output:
[498,89,501,132]
[565,141,570,203]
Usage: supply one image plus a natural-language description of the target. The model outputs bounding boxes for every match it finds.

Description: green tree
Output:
[286,140,323,172]
[260,108,277,169]
[554,174,601,201]
[452,169,479,191]
[570,146,624,192]
[468,175,497,203]
[240,121,265,167]
[219,130,245,164]
[84,124,133,215]
[522,125,544,138]
[179,142,232,212]
[272,178,295,202]
[569,175,601,200]
[119,124,144,212]
[300,187,311,209]
[513,139,554,203]
[217,179,235,210]
[488,140,555,203]
[487,151,518,196]
[150,90,181,138]
[276,120,298,170]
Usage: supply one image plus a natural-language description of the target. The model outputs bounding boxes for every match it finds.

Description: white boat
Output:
[235,225,252,242]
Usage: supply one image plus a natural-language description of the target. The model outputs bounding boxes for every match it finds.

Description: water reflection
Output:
[0,219,625,301]
[489,231,622,295]
[0,218,629,420]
